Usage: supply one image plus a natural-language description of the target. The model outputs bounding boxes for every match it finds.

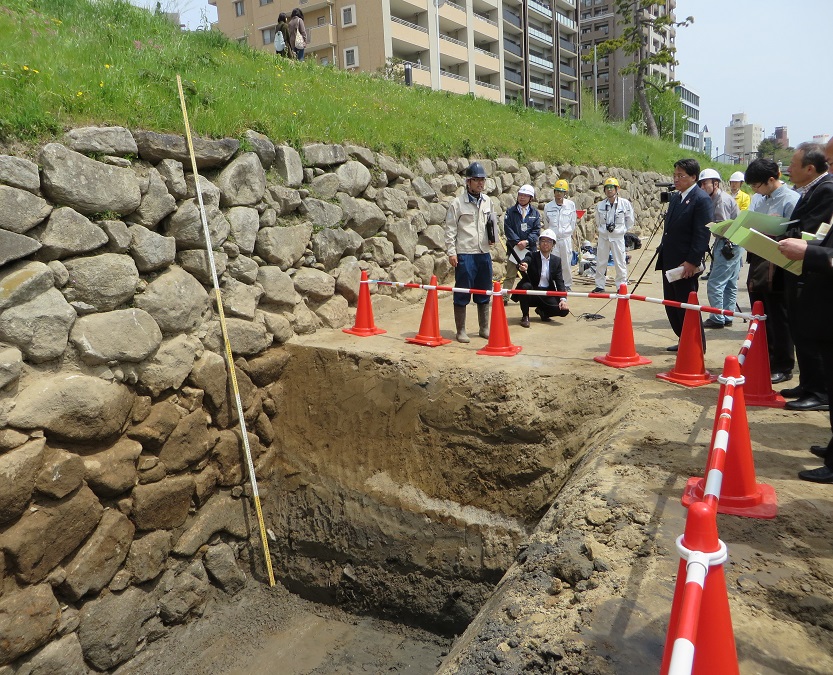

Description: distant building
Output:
[724,113,763,164]
[813,134,830,146]
[675,83,699,151]
[699,124,712,158]
[209,0,582,117]
[714,152,740,165]
[774,126,789,148]
[580,1,676,121]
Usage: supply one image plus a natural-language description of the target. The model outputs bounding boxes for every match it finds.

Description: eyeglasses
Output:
[603,185,616,190]
[672,173,689,180]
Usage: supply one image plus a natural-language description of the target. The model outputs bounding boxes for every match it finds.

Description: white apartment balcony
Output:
[528,25,554,46]
[439,1,467,29]
[555,12,577,32]
[474,46,499,73]
[555,0,576,8]
[390,16,431,51]
[475,79,501,102]
[410,62,432,86]
[530,81,554,97]
[529,0,553,20]
[440,70,470,95]
[439,33,469,63]
[472,12,499,40]
[529,53,554,72]
[392,0,428,11]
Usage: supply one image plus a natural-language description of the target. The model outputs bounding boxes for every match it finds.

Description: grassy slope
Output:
[0,0,707,173]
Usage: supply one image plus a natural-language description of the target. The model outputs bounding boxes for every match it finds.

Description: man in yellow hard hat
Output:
[543,179,577,291]
[593,177,634,293]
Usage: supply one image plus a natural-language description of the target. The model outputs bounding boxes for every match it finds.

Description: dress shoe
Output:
[810,445,829,458]
[780,385,806,398]
[591,287,605,293]
[784,395,830,412]
[703,317,724,329]
[535,308,552,322]
[770,371,792,384]
[666,344,679,352]
[520,315,530,328]
[798,465,833,483]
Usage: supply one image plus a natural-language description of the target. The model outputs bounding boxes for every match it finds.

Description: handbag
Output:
[294,31,305,50]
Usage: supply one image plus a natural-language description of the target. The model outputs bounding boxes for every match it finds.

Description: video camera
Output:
[655,181,675,204]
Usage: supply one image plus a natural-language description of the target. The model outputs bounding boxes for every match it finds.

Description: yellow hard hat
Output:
[553,179,569,192]
[603,177,620,188]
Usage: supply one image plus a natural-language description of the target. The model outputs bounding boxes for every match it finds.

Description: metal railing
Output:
[474,46,498,58]
[528,25,554,44]
[529,53,554,70]
[391,16,428,33]
[559,62,576,77]
[559,38,577,53]
[504,69,523,85]
[530,81,554,95]
[503,38,522,56]
[475,79,499,90]
[439,33,467,47]
[560,88,577,101]
[473,12,498,26]
[529,0,552,18]
[502,9,521,28]
[441,70,468,81]
[445,0,466,11]
[555,12,576,30]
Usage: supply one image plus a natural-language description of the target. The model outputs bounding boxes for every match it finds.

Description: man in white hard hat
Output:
[516,229,569,327]
[543,179,577,291]
[503,183,541,304]
[728,171,751,211]
[593,177,634,293]
[698,169,740,329]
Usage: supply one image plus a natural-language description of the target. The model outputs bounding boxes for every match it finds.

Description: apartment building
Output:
[674,83,698,152]
[724,112,763,165]
[209,0,581,117]
[579,0,676,120]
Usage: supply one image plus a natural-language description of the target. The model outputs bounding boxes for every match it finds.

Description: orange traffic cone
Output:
[343,270,386,337]
[477,282,522,357]
[742,301,785,408]
[594,284,651,368]
[660,501,738,675]
[657,292,717,387]
[406,275,451,347]
[682,355,778,519]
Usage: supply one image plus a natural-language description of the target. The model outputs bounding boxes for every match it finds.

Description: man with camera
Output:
[593,177,634,293]
[655,159,713,349]
[445,161,497,343]
[698,169,740,329]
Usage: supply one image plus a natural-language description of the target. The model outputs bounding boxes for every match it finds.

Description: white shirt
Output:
[538,252,551,288]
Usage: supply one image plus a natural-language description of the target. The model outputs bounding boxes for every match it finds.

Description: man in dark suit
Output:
[516,229,569,327]
[778,229,833,482]
[780,143,833,411]
[655,158,714,351]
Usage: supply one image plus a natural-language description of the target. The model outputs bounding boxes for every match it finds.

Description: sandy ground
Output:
[123,241,833,674]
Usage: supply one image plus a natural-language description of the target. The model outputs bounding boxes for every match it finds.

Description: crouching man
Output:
[516,229,569,327]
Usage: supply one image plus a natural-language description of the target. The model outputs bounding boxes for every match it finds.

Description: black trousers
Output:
[808,337,833,467]
[786,277,827,399]
[662,273,705,349]
[517,282,569,319]
[748,289,794,375]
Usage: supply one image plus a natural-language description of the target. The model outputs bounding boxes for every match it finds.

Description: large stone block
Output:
[0,185,52,234]
[361,236,394,267]
[137,334,202,397]
[158,409,212,472]
[254,223,312,270]
[335,160,372,197]
[226,206,260,254]
[202,318,272,357]
[0,229,41,267]
[176,248,228,284]
[0,288,76,363]
[266,183,302,215]
[77,586,156,670]
[70,307,162,364]
[293,267,335,301]
[133,130,239,168]
[164,199,230,250]
[386,220,418,261]
[134,266,209,335]
[126,168,177,229]
[0,585,60,666]
[221,277,262,320]
[243,129,276,169]
[35,446,85,500]
[302,198,343,229]
[0,485,102,584]
[174,492,249,556]
[312,227,352,270]
[338,194,386,237]
[82,438,142,498]
[62,253,140,312]
[0,346,23,390]
[313,294,349,328]
[64,125,138,155]
[11,633,87,675]
[131,475,195,530]
[0,155,40,192]
[61,509,135,601]
[302,143,347,167]
[0,438,46,525]
[40,143,141,216]
[124,530,173,583]
[274,145,303,187]
[204,543,247,595]
[0,260,55,312]
[257,267,297,308]
[217,152,266,207]
[7,374,134,442]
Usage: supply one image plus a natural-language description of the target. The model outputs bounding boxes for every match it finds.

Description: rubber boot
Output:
[454,304,470,343]
[477,302,490,339]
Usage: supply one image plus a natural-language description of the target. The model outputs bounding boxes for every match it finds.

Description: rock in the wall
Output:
[133,266,208,335]
[0,584,61,666]
[69,307,162,364]
[0,438,46,525]
[0,288,76,362]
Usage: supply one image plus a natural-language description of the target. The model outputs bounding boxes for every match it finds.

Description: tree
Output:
[626,76,686,144]
[591,1,693,138]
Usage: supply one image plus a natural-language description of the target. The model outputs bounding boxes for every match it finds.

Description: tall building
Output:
[724,113,763,164]
[674,83,698,151]
[774,126,789,149]
[812,134,830,146]
[699,124,712,158]
[209,0,581,117]
[579,1,676,120]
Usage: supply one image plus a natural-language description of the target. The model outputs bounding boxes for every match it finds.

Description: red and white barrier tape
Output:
[701,373,745,510]
[668,536,729,675]
[367,280,766,322]
[736,318,760,366]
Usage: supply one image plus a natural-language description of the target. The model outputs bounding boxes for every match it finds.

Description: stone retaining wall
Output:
[0,126,670,672]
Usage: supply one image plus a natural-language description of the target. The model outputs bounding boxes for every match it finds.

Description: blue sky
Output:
[135,1,832,151]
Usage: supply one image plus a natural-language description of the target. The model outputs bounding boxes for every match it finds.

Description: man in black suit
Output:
[516,229,569,327]
[778,229,833,482]
[655,158,714,351]
[780,143,833,412]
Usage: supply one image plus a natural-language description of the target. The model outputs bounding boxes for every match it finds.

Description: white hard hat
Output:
[518,184,535,197]
[729,171,745,183]
[539,228,556,241]
[698,168,721,182]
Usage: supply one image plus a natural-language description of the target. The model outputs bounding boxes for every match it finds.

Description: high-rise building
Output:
[812,134,830,146]
[579,1,676,120]
[209,0,581,117]
[774,126,789,149]
[699,124,712,158]
[724,113,763,164]
[674,83,699,151]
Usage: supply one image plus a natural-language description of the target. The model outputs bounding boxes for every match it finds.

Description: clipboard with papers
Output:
[707,211,803,275]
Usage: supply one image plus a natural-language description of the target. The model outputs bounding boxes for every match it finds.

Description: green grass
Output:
[0,0,709,173]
